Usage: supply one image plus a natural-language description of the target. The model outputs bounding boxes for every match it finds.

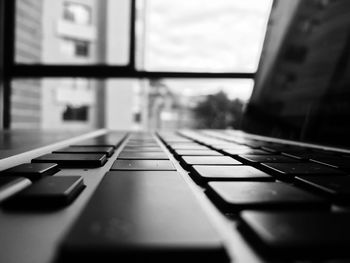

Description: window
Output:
[4,0,273,130]
[60,38,90,57]
[63,2,92,25]
[75,41,89,57]
[137,0,272,72]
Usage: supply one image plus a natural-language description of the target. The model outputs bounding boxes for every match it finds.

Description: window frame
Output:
[2,0,256,129]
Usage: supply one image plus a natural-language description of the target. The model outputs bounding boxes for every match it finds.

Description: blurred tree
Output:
[193,91,244,129]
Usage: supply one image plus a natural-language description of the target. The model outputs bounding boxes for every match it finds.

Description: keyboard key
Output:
[54,146,114,157]
[0,177,31,202]
[261,163,346,179]
[123,146,163,152]
[223,149,269,156]
[214,145,251,151]
[161,138,193,144]
[192,165,274,183]
[211,143,243,150]
[170,144,209,150]
[181,156,241,166]
[32,153,107,168]
[74,133,126,148]
[117,152,169,160]
[111,160,176,171]
[128,134,154,140]
[6,176,85,209]
[207,182,327,211]
[295,175,350,201]
[58,171,228,262]
[240,211,350,258]
[261,144,304,154]
[282,151,335,160]
[174,150,222,156]
[310,156,350,171]
[1,163,60,181]
[239,155,299,164]
[125,141,159,147]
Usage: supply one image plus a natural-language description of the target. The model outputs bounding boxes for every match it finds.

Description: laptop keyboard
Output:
[1,130,350,262]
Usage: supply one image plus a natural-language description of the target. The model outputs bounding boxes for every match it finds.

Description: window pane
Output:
[63,2,92,25]
[11,78,104,130]
[11,78,253,131]
[15,0,130,65]
[137,0,272,72]
[15,0,271,72]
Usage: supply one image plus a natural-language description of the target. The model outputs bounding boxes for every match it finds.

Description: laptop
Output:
[1,0,350,262]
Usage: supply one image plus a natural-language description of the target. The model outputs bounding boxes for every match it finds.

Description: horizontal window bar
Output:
[9,65,255,79]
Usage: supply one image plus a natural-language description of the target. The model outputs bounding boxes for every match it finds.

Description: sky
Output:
[144,0,273,73]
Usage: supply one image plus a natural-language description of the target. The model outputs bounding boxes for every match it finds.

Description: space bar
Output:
[58,171,228,263]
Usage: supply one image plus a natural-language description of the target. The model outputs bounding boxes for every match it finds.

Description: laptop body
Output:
[1,0,350,262]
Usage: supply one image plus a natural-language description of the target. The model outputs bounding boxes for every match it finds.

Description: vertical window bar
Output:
[2,0,16,129]
[0,0,4,129]
[129,0,136,69]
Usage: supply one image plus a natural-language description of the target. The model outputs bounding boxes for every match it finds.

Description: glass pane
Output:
[11,78,253,131]
[142,79,254,130]
[137,0,273,72]
[11,78,104,130]
[15,0,130,65]
[15,0,271,72]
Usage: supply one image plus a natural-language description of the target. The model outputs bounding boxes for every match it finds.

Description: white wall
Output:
[106,80,136,130]
[105,0,136,130]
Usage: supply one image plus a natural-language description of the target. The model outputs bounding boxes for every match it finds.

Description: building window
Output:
[63,2,92,25]
[75,41,90,57]
[62,105,89,121]
[60,38,90,57]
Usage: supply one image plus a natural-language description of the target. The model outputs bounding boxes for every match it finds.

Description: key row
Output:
[0,132,127,208]
[160,133,350,211]
[172,131,350,260]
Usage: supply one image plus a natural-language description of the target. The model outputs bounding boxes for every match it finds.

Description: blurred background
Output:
[13,0,272,131]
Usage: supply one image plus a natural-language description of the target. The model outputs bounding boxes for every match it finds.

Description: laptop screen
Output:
[243,0,350,149]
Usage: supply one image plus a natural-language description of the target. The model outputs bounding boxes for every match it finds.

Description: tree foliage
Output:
[193,91,244,129]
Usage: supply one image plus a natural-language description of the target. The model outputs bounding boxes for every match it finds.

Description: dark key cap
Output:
[32,153,107,168]
[261,163,345,179]
[261,144,304,154]
[123,146,163,152]
[170,144,209,150]
[128,134,154,140]
[260,147,279,154]
[117,152,169,160]
[239,155,299,164]
[181,156,241,166]
[296,175,350,201]
[6,176,85,209]
[240,211,350,258]
[223,149,269,156]
[310,156,350,171]
[126,140,158,144]
[282,151,335,160]
[54,146,114,157]
[58,171,228,263]
[167,142,201,147]
[207,182,327,211]
[0,177,31,202]
[214,145,251,151]
[192,165,273,184]
[1,163,60,181]
[159,136,193,143]
[174,150,222,156]
[111,160,176,171]
[128,142,156,146]
[74,133,126,148]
